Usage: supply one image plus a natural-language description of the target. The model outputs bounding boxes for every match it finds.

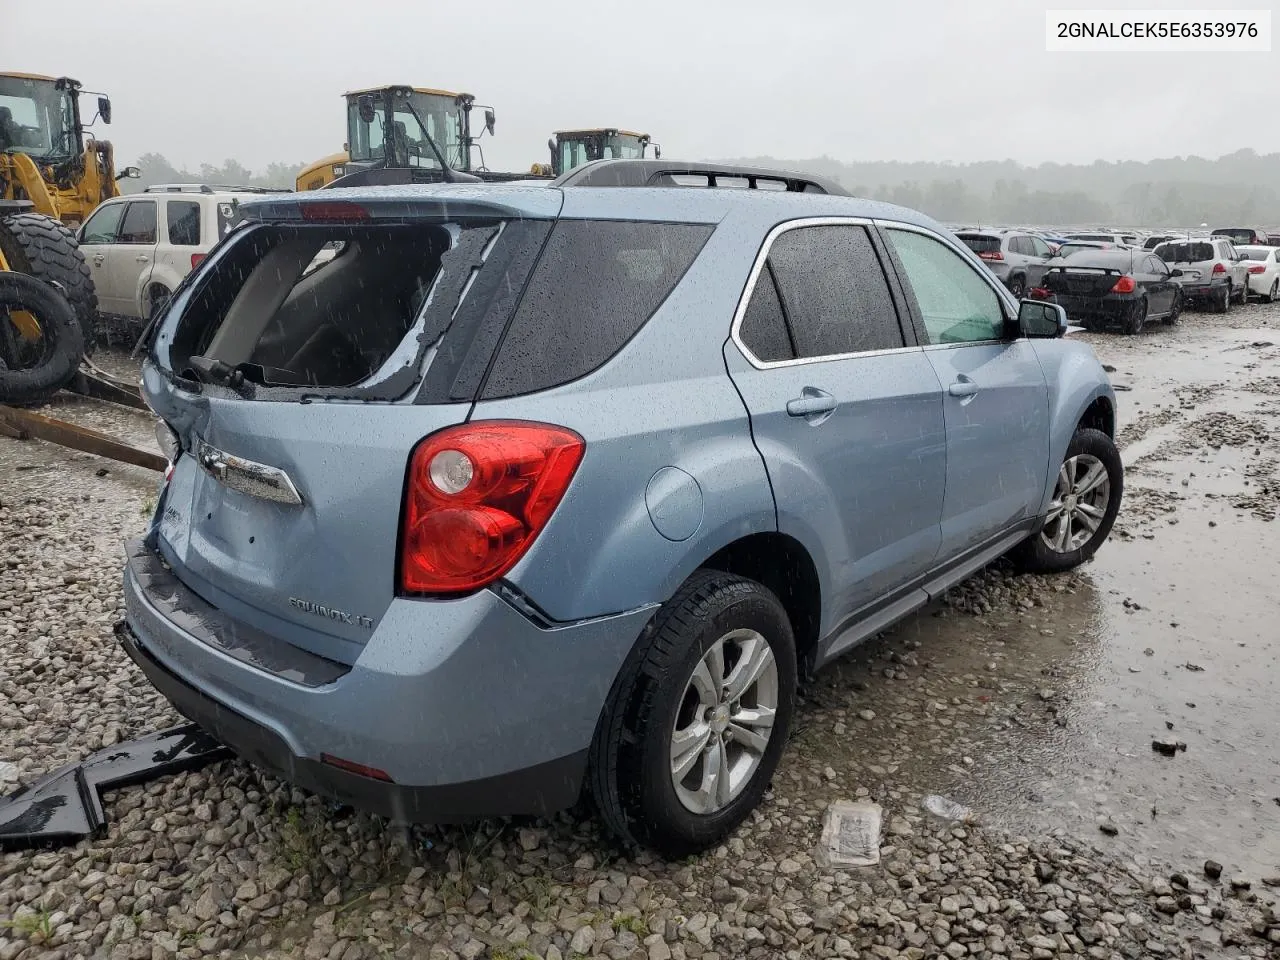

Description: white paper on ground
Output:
[817,800,882,868]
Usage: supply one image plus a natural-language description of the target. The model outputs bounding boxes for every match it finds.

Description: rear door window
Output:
[166,200,201,246]
[481,220,713,399]
[118,200,157,244]
[886,228,1007,345]
[766,224,905,358]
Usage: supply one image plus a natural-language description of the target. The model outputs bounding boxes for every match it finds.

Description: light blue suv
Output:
[121,161,1122,854]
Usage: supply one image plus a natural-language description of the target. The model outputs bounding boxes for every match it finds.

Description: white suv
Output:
[76,185,283,324]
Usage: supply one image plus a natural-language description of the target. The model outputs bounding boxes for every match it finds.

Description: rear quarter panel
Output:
[471,200,782,623]
[1029,338,1118,512]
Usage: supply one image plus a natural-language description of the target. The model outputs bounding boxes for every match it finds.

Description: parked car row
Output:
[955,221,1279,333]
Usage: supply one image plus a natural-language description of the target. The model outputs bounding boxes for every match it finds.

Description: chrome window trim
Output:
[874,218,1021,348]
[728,216,921,370]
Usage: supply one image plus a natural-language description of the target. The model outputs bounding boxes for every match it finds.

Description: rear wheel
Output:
[1008,275,1027,299]
[1013,427,1123,574]
[590,570,797,855]
[1123,297,1147,335]
[0,213,98,354]
[1235,278,1249,304]
[1215,284,1231,314]
[1267,279,1279,303]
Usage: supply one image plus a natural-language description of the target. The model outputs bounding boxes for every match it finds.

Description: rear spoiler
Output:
[233,187,564,224]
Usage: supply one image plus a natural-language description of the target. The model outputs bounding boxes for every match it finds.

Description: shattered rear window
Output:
[162,219,537,400]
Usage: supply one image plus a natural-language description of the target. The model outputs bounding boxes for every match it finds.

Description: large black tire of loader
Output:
[0,272,86,406]
[0,213,98,355]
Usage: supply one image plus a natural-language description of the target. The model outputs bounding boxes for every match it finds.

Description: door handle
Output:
[786,388,837,418]
[135,255,150,263]
[948,378,978,398]
[92,255,104,265]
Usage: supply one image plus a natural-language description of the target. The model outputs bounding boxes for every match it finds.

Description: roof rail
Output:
[144,183,215,194]
[142,183,291,195]
[553,159,850,196]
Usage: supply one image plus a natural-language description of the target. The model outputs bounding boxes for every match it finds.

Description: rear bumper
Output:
[1048,293,1136,324]
[1178,280,1227,300]
[122,538,654,820]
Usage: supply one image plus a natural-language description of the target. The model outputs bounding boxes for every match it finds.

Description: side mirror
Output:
[115,165,141,181]
[98,96,112,125]
[484,109,496,135]
[1018,299,1067,339]
[357,95,376,125]
[654,144,662,160]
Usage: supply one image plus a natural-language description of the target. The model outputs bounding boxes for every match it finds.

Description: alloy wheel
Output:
[670,628,779,815]
[1040,454,1112,553]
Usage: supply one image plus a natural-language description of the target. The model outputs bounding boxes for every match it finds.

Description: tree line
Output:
[122,148,1280,227]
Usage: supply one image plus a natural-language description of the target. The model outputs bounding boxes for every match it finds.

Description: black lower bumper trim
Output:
[116,620,587,822]
[0,723,230,852]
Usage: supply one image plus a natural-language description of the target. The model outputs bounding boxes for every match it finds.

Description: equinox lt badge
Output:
[289,597,375,629]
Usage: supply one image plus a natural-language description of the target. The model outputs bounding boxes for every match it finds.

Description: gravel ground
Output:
[1,301,1279,959]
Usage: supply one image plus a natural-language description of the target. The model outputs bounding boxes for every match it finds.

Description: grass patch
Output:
[1,910,53,939]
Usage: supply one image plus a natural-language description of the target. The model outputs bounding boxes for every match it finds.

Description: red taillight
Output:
[1212,263,1226,275]
[399,421,585,594]
[299,200,370,222]
[320,754,392,781]
[190,253,206,270]
[1111,275,1136,294]
[978,250,1004,261]
[1030,287,1050,299]
[1248,265,1265,274]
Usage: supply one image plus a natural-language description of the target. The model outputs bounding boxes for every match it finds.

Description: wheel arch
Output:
[701,532,822,675]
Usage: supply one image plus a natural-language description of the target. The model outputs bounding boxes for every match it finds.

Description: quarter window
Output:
[886,228,1007,345]
[738,266,795,362]
[166,200,201,246]
[79,202,125,245]
[766,224,905,358]
[117,201,157,245]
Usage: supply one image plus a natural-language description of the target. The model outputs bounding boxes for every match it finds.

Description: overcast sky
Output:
[3,0,1275,175]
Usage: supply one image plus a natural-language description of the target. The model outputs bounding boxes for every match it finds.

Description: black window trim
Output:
[729,216,920,370]
[872,218,1020,352]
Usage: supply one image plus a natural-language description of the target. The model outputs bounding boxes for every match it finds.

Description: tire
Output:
[1013,427,1123,574]
[0,213,98,354]
[1122,297,1147,335]
[1007,275,1027,299]
[1267,279,1279,304]
[1163,289,1182,324]
[1214,285,1230,314]
[589,570,797,855]
[0,272,86,406]
[1235,278,1249,304]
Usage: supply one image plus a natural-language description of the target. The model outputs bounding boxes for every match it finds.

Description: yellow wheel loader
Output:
[530,129,659,176]
[297,84,545,190]
[0,72,140,352]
